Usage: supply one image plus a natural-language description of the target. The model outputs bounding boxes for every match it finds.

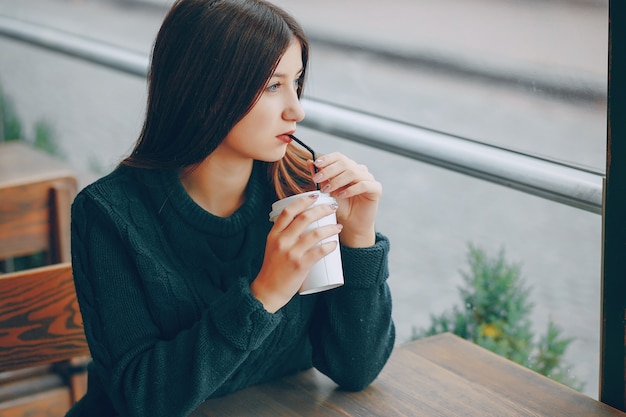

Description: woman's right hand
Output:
[250,193,343,313]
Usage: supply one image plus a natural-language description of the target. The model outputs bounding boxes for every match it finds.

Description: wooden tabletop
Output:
[0,141,75,188]
[192,333,626,417]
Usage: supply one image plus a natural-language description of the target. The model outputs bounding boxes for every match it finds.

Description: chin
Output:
[259,148,288,163]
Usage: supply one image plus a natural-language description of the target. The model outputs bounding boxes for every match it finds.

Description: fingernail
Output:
[321,184,331,193]
[338,191,347,198]
[314,159,323,167]
[313,173,323,182]
[337,224,343,231]
[329,202,338,210]
[309,193,319,199]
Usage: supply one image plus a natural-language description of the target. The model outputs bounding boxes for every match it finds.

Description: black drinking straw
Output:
[289,134,321,190]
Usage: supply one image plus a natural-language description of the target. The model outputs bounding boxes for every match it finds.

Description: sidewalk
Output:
[141,0,608,100]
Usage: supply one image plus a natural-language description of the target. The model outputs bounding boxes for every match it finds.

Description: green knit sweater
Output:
[67,161,395,417]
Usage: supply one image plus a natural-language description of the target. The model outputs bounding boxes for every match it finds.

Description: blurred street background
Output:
[0,0,608,398]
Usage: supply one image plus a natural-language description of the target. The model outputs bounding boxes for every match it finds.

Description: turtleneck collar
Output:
[145,160,273,237]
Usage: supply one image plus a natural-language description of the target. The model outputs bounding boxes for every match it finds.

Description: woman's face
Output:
[216,40,306,164]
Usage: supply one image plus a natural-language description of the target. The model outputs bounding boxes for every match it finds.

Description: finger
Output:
[322,164,375,194]
[313,157,349,182]
[320,169,358,194]
[313,152,344,169]
[273,197,338,236]
[302,239,339,265]
[271,193,320,232]
[287,203,339,236]
[332,180,382,200]
[300,222,343,250]
[271,214,341,270]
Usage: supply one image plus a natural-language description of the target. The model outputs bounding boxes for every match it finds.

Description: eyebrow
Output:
[270,69,304,79]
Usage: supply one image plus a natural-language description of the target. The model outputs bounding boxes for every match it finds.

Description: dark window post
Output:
[600,0,626,410]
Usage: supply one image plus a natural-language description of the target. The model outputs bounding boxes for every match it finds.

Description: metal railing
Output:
[0,15,604,214]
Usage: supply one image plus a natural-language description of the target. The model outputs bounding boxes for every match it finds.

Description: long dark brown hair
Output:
[122,0,314,198]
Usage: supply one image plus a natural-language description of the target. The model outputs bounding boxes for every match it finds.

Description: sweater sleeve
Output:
[70,193,281,417]
[309,232,395,390]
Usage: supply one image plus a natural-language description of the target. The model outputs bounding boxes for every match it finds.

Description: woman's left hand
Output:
[310,152,381,248]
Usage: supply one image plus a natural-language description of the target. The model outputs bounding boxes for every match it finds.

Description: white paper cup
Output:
[269,191,344,295]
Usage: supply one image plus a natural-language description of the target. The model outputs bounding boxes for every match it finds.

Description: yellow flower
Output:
[482,323,501,338]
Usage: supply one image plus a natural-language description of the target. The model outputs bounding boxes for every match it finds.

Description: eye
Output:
[267,82,281,92]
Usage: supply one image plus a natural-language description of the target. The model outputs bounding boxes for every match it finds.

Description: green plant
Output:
[0,82,61,157]
[0,84,22,141]
[412,243,584,391]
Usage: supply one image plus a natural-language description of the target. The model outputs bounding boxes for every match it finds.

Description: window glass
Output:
[274,0,608,172]
[0,0,605,400]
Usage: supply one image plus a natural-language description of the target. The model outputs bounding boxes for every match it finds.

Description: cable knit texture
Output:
[66,161,395,417]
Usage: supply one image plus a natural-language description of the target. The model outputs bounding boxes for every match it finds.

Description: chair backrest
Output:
[0,141,78,269]
[0,176,77,265]
[0,263,89,373]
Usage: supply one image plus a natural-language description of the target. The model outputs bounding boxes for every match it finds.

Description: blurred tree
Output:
[0,84,22,141]
[413,243,584,391]
[0,81,61,156]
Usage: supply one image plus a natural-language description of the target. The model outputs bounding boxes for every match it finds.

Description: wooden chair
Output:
[0,142,85,415]
[0,263,90,416]
[0,141,78,271]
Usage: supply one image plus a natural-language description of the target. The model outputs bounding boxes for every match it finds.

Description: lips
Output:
[277,134,294,144]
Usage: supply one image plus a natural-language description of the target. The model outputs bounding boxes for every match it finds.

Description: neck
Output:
[179,156,254,218]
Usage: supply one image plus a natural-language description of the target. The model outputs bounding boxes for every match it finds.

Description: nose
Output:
[283,93,305,123]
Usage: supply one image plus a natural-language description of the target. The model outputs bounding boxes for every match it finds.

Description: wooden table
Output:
[0,141,76,189]
[192,333,626,417]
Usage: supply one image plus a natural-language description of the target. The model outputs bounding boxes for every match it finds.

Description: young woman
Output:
[67,0,395,415]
